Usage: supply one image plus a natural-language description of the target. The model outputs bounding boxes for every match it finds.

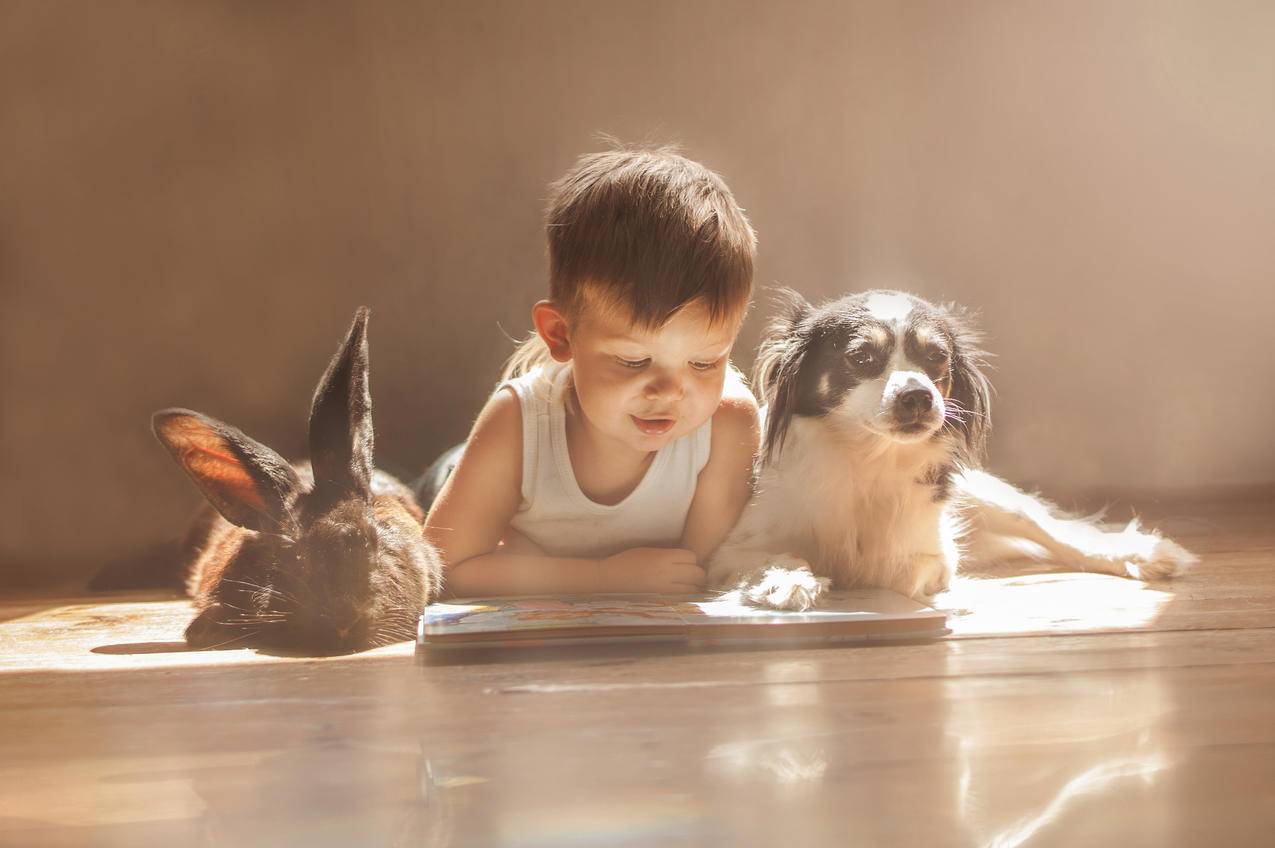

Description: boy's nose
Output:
[643,371,684,402]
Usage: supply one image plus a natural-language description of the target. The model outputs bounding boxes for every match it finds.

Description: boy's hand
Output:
[599,547,706,594]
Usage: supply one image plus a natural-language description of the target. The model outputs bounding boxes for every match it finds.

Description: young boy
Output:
[425,146,759,597]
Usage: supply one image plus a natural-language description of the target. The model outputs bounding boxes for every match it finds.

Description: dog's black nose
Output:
[896,388,933,419]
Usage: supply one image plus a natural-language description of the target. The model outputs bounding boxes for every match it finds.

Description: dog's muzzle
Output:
[889,376,942,431]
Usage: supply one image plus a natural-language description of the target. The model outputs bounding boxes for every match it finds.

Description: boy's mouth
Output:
[631,415,676,436]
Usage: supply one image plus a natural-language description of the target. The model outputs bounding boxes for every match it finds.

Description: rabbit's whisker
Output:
[202,629,262,650]
[221,579,302,607]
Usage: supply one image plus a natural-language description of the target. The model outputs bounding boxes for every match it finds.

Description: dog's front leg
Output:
[913,504,964,597]
[707,540,830,612]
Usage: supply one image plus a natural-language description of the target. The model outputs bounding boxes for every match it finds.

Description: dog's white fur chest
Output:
[712,417,959,598]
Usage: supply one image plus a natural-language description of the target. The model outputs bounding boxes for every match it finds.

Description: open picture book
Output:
[416,589,947,650]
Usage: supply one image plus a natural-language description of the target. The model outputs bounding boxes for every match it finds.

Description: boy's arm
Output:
[424,388,525,574]
[679,391,762,562]
[445,548,703,597]
[425,389,703,598]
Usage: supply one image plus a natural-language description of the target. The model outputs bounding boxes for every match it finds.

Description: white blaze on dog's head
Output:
[864,291,916,325]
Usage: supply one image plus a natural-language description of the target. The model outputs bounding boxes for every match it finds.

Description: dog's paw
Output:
[919,571,951,598]
[909,553,955,598]
[742,556,830,611]
[1124,532,1199,580]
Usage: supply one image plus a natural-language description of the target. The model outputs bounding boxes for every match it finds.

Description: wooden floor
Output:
[1,492,1272,846]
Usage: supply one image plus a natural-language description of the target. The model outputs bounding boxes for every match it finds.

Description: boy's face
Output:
[563,300,741,455]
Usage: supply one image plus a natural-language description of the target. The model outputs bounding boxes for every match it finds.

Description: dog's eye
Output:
[927,349,949,364]
[851,350,876,368]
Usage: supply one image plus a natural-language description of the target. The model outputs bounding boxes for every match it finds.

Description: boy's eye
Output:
[690,359,722,372]
[615,356,650,369]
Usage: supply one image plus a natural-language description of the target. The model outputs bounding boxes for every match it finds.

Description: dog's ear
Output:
[941,302,993,465]
[752,288,811,390]
[754,288,813,464]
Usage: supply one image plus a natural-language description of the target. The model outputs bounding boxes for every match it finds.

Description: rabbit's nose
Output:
[336,614,364,641]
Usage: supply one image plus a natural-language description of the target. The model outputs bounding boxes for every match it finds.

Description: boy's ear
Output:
[532,300,573,362]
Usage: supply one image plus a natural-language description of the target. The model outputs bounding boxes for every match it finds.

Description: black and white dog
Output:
[706,289,1196,610]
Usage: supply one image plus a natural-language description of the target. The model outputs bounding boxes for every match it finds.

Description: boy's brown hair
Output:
[504,144,756,379]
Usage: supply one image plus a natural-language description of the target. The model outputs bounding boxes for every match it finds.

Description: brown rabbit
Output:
[153,308,442,654]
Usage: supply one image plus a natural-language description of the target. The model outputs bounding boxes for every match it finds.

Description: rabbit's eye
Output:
[337,525,366,546]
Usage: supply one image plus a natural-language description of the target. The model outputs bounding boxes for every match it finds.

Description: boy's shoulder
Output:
[711,371,761,443]
[471,384,524,443]
[718,364,759,413]
[697,375,760,479]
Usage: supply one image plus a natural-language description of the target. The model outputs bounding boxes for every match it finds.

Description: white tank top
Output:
[503,365,712,559]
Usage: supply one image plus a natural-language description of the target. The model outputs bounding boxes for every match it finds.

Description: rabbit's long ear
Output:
[308,307,373,502]
[153,409,302,536]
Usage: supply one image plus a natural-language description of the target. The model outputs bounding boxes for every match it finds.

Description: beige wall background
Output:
[3,1,1273,587]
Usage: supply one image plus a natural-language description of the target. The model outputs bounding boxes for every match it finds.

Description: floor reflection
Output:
[945,658,1174,847]
[940,573,1174,637]
[181,742,422,845]
[704,660,831,790]
[692,652,964,844]
[986,751,1169,848]
[306,635,1207,844]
